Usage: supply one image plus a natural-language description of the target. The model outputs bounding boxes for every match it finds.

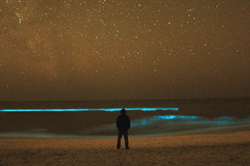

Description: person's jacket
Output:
[116,114,130,131]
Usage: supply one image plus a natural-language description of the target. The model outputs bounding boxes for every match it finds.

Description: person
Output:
[116,108,130,149]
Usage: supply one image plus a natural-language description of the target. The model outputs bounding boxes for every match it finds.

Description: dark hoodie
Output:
[116,108,130,131]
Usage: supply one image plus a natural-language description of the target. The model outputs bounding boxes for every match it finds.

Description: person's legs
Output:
[124,131,129,149]
[117,131,122,149]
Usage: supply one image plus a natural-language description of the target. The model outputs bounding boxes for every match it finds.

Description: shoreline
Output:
[1,124,250,140]
[1,110,250,139]
[1,123,250,139]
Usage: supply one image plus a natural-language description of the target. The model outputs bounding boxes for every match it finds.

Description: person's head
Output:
[121,108,126,115]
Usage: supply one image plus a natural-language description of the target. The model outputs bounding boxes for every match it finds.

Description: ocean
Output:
[0,99,250,138]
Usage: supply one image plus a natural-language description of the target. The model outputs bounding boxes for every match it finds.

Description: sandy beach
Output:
[1,127,250,166]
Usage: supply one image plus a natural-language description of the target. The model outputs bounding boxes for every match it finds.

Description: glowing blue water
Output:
[0,113,249,138]
[0,107,179,112]
[79,115,250,137]
[130,115,250,127]
[131,115,199,127]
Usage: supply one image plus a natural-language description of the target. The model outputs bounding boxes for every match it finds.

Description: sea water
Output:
[0,99,249,138]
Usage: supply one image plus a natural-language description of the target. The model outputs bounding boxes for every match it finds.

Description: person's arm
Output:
[127,116,130,130]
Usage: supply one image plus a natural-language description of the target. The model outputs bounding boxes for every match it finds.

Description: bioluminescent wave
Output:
[0,107,179,112]
[0,114,249,138]
[80,115,250,137]
[130,115,250,127]
[131,115,200,127]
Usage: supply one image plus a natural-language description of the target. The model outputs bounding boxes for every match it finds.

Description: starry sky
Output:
[1,0,250,101]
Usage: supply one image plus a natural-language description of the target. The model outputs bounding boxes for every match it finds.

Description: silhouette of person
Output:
[116,108,130,149]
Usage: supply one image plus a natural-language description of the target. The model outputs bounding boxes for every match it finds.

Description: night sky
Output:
[1,0,249,101]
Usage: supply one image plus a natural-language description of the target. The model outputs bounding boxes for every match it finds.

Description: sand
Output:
[1,128,250,166]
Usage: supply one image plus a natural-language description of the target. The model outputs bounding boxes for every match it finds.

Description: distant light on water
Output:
[0,107,179,112]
